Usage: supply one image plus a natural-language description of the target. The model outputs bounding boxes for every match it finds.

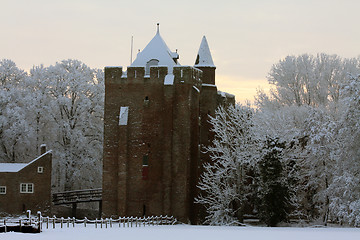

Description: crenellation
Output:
[127,66,145,82]
[105,66,123,84]
[150,66,168,82]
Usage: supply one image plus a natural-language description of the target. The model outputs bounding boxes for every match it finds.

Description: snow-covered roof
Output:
[0,163,28,172]
[131,26,179,73]
[194,36,215,67]
[0,150,52,173]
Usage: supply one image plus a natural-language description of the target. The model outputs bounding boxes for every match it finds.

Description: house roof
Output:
[130,26,179,73]
[0,150,52,173]
[0,163,28,172]
[194,36,215,67]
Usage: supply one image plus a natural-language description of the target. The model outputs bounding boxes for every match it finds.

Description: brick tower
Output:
[102,26,234,224]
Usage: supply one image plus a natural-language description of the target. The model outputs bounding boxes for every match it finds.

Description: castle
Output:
[102,25,234,224]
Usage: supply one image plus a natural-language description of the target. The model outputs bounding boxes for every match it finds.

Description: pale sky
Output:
[1,0,360,103]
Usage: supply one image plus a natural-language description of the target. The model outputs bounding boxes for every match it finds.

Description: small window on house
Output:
[20,183,34,193]
[38,166,44,173]
[0,186,6,194]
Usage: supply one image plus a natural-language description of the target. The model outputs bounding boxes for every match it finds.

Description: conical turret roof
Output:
[194,36,215,67]
[131,26,179,73]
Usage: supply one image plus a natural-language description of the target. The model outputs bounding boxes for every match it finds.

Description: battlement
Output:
[105,66,202,88]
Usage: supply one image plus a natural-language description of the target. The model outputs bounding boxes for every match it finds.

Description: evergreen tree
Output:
[257,138,290,226]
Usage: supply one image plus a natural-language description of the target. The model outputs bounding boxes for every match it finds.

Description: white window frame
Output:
[0,186,6,194]
[20,183,34,193]
[37,166,44,173]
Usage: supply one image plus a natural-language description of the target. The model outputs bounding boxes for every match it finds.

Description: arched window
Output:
[146,59,159,75]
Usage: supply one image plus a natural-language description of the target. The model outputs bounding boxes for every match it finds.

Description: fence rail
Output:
[0,210,177,233]
[52,188,102,205]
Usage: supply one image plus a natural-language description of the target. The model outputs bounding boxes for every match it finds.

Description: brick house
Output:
[102,26,234,224]
[0,145,52,215]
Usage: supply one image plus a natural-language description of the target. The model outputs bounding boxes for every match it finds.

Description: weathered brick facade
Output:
[0,145,52,215]
[102,32,234,224]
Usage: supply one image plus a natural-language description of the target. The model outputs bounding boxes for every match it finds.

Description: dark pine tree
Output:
[257,138,290,227]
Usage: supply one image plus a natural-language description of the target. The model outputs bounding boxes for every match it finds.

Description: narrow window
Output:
[144,96,150,106]
[142,155,149,180]
[0,186,6,194]
[20,183,34,193]
[142,155,149,166]
[38,166,44,173]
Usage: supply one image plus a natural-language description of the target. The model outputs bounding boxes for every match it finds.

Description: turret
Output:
[194,36,216,85]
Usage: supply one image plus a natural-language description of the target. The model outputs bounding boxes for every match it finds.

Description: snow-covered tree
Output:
[196,104,258,225]
[0,59,104,191]
[258,54,359,108]
[35,59,104,190]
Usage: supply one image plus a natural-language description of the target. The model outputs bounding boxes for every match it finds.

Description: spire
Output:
[157,23,160,34]
[130,24,179,74]
[194,36,215,67]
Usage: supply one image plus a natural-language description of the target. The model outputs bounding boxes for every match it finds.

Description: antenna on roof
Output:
[157,23,160,34]
[130,36,134,65]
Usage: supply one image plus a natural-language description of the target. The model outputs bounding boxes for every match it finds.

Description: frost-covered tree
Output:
[196,104,258,225]
[328,74,360,226]
[257,54,359,108]
[32,60,104,190]
[0,59,104,191]
[0,59,34,163]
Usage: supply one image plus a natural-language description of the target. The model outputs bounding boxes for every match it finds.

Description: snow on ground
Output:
[3,225,360,240]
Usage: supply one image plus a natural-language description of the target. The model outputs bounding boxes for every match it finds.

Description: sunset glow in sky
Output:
[1,0,360,103]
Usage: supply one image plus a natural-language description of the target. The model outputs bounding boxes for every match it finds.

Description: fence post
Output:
[84,217,87,228]
[60,217,64,228]
[37,211,42,232]
[105,218,108,228]
[95,218,97,228]
[72,217,75,228]
[53,216,56,229]
[4,219,6,233]
[27,210,31,225]
[46,216,49,229]
[101,218,103,228]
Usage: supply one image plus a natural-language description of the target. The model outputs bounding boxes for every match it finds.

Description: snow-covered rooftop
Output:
[194,36,215,67]
[131,25,179,73]
[0,150,52,172]
[0,163,28,172]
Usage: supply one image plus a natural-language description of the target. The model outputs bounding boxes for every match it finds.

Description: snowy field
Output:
[3,225,360,240]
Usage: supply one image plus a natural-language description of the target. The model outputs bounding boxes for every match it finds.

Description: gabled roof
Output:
[131,27,179,73]
[0,150,52,173]
[194,36,215,67]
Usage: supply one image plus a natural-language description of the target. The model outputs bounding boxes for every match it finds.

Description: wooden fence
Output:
[0,210,177,233]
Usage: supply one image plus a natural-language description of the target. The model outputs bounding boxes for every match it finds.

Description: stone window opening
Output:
[20,183,34,193]
[144,96,150,106]
[0,186,6,194]
[142,155,149,180]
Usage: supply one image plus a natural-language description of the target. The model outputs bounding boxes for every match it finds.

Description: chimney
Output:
[40,144,47,155]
